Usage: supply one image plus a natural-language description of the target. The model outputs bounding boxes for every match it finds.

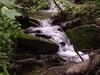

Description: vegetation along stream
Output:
[0,0,100,75]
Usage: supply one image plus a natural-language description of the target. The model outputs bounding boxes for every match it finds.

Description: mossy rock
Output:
[30,11,55,20]
[66,25,100,51]
[15,33,59,55]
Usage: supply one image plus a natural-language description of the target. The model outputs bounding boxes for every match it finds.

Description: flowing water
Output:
[25,0,89,63]
[25,19,89,63]
[42,0,65,16]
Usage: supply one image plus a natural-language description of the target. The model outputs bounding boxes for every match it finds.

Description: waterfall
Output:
[23,0,89,63]
[25,19,89,63]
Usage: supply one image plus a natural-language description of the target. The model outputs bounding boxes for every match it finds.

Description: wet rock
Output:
[15,16,40,28]
[43,51,100,75]
[66,25,100,51]
[95,18,100,26]
[15,33,59,55]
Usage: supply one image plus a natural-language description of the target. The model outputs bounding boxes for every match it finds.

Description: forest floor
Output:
[8,49,100,75]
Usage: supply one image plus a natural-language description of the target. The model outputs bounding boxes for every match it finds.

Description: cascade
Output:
[22,0,89,63]
[25,19,89,63]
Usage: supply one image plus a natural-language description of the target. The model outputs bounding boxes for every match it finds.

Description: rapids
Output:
[24,0,89,63]
[25,19,89,63]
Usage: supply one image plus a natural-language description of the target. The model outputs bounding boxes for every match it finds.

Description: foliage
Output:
[59,0,100,24]
[0,0,100,74]
[1,6,21,19]
[65,1,100,16]
[82,0,100,3]
[0,65,9,75]
[0,14,21,73]
[0,0,21,74]
[15,0,50,12]
[63,0,100,51]
[0,0,15,6]
[32,0,50,11]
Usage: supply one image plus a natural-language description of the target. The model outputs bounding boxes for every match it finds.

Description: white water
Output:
[43,0,65,13]
[25,19,89,63]
[25,0,89,63]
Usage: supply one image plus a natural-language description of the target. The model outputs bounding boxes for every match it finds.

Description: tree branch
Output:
[52,0,64,14]
[42,51,100,75]
[73,24,100,30]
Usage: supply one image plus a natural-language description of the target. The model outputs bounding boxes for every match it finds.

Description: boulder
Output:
[95,17,100,26]
[66,25,100,51]
[43,51,100,75]
[15,33,59,55]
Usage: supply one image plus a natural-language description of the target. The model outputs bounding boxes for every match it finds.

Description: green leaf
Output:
[0,0,15,6]
[0,65,9,75]
[0,73,4,75]
[1,7,21,19]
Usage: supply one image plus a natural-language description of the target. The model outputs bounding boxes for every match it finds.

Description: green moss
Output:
[66,25,100,51]
[16,33,59,54]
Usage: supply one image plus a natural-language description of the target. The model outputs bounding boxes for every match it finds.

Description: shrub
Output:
[0,0,21,74]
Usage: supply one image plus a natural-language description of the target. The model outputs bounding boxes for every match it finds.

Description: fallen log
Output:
[42,51,100,75]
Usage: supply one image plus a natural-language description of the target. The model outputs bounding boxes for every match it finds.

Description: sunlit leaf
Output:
[0,0,15,6]
[1,6,21,19]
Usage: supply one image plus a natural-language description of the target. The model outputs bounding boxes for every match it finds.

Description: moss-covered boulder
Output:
[15,33,59,55]
[66,25,100,51]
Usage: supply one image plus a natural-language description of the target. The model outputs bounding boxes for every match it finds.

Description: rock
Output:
[95,18,100,26]
[30,11,53,20]
[15,33,59,55]
[15,16,40,29]
[66,25,100,51]
[43,51,100,75]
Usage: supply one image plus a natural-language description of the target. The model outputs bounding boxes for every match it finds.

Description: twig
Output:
[40,66,65,75]
[15,58,36,63]
[73,24,100,30]
[52,0,64,14]
[75,51,84,61]
[29,20,40,27]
